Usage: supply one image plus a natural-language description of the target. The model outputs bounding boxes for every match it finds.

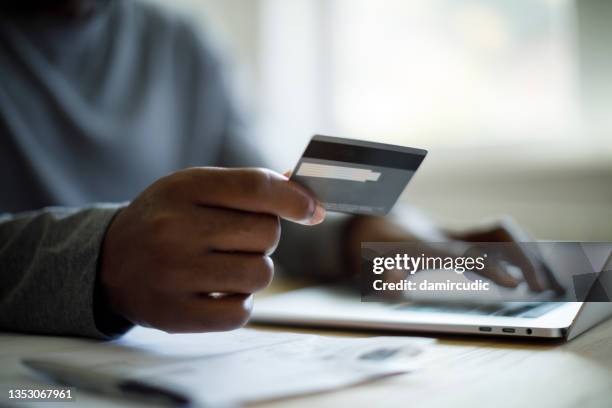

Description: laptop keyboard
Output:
[394,302,563,318]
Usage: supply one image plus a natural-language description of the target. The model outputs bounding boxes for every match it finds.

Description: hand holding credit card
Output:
[290,135,427,215]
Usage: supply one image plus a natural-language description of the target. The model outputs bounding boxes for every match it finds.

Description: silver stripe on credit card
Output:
[296,162,381,182]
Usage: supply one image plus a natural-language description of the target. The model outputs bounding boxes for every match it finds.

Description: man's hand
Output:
[99,167,325,333]
[347,214,563,293]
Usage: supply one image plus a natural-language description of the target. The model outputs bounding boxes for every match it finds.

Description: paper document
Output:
[25,327,433,407]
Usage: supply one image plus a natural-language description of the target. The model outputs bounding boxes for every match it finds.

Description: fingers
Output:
[158,253,274,295]
[191,207,282,253]
[179,167,326,225]
[503,243,546,291]
[468,236,546,291]
[457,218,563,292]
[484,219,545,290]
[152,294,254,333]
[418,243,521,288]
[494,220,564,294]
[102,167,307,335]
[473,261,521,288]
[460,245,520,288]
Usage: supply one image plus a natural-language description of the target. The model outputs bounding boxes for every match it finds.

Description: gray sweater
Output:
[0,0,346,339]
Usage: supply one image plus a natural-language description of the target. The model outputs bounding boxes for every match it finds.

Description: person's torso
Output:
[0,0,227,212]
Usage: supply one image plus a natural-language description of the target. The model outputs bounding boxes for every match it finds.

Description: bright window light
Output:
[328,0,579,148]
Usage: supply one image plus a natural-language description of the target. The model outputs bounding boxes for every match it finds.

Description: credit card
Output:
[290,135,427,215]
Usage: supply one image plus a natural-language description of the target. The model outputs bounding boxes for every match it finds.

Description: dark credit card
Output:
[290,135,427,215]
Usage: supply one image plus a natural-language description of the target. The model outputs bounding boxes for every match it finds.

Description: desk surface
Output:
[248,281,612,408]
[1,281,611,408]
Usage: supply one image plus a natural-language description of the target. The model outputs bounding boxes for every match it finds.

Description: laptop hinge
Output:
[566,302,612,340]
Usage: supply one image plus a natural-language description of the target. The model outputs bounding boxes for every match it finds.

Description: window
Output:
[145,0,612,239]
[152,0,611,162]
[327,0,579,148]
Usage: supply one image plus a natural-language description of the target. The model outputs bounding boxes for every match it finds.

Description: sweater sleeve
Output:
[0,205,132,339]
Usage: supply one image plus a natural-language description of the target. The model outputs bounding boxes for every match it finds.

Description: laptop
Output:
[252,244,612,340]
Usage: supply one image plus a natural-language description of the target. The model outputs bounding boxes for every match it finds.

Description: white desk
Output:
[250,281,612,408]
[2,287,611,408]
[248,317,612,408]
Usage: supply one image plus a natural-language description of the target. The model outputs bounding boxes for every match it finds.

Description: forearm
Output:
[274,206,451,281]
[0,205,132,339]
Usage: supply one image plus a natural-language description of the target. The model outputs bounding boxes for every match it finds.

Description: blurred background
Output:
[147,0,611,241]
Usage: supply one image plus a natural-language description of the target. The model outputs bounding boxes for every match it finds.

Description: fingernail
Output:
[309,202,326,225]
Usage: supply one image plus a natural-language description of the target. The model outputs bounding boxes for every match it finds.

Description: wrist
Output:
[94,207,133,337]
